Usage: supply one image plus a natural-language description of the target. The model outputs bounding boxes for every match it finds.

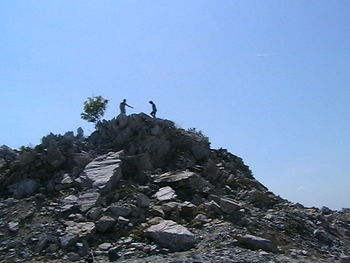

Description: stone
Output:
[117,216,130,225]
[313,229,333,245]
[8,179,39,198]
[154,186,177,202]
[7,222,19,232]
[86,207,103,221]
[73,153,91,168]
[76,240,89,256]
[219,198,242,214]
[161,202,181,213]
[77,191,101,212]
[61,174,74,185]
[149,206,165,218]
[109,205,132,217]
[83,151,123,195]
[64,221,95,238]
[191,214,211,227]
[136,193,150,208]
[98,242,112,251]
[66,252,80,261]
[96,216,116,233]
[145,220,196,251]
[108,246,121,261]
[60,233,79,248]
[36,237,49,253]
[179,201,197,218]
[62,195,78,204]
[341,256,350,263]
[236,234,278,253]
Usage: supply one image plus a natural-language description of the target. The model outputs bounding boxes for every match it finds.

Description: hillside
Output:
[0,113,349,263]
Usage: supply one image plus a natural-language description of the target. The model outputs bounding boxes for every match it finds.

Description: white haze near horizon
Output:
[0,1,349,210]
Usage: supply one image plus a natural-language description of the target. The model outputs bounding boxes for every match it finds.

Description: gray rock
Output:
[236,234,278,253]
[73,153,91,168]
[61,174,74,185]
[64,221,95,238]
[154,171,212,194]
[154,186,177,202]
[96,216,116,233]
[77,191,101,212]
[86,207,103,221]
[84,151,123,195]
[149,206,165,218]
[62,194,78,204]
[98,242,113,251]
[161,202,181,213]
[219,198,242,214]
[108,246,121,261]
[8,179,39,198]
[313,229,333,245]
[7,221,19,232]
[117,216,130,225]
[60,233,79,248]
[66,252,80,261]
[109,205,132,217]
[179,201,197,218]
[136,193,150,208]
[145,220,196,251]
[341,256,350,263]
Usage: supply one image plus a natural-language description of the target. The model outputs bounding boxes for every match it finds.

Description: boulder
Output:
[154,171,210,192]
[60,233,79,249]
[8,179,39,198]
[313,229,333,245]
[84,151,123,195]
[236,234,278,253]
[179,201,197,219]
[145,220,196,251]
[219,198,242,214]
[64,221,95,238]
[136,193,150,208]
[73,153,92,168]
[109,205,132,217]
[96,216,116,233]
[7,221,19,232]
[77,191,101,212]
[86,207,103,221]
[154,186,177,202]
[341,256,350,263]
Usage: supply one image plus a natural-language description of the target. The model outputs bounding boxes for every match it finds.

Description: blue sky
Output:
[1,1,349,209]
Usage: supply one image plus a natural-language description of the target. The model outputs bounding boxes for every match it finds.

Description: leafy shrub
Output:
[81,96,109,124]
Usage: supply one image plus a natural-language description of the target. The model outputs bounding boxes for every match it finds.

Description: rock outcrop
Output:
[0,113,349,263]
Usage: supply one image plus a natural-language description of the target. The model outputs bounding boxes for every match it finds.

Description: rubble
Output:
[0,114,348,263]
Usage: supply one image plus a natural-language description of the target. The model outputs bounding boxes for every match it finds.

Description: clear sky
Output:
[1,1,349,209]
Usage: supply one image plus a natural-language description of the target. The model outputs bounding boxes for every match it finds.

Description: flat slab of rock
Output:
[145,220,196,251]
[84,151,123,195]
[219,198,242,214]
[64,221,95,238]
[154,186,177,201]
[77,191,101,212]
[236,234,278,253]
[153,171,211,192]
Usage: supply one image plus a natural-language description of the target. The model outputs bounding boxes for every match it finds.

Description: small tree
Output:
[81,96,109,124]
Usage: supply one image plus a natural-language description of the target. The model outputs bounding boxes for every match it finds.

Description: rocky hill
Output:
[0,113,349,263]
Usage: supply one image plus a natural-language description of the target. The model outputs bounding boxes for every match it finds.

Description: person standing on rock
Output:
[120,99,133,115]
[149,100,157,118]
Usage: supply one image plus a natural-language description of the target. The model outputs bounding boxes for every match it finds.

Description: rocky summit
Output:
[0,113,349,263]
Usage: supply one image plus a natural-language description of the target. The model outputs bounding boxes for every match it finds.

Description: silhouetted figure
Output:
[149,101,157,118]
[120,99,133,115]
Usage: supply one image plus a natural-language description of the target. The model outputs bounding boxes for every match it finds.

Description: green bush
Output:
[81,96,109,124]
